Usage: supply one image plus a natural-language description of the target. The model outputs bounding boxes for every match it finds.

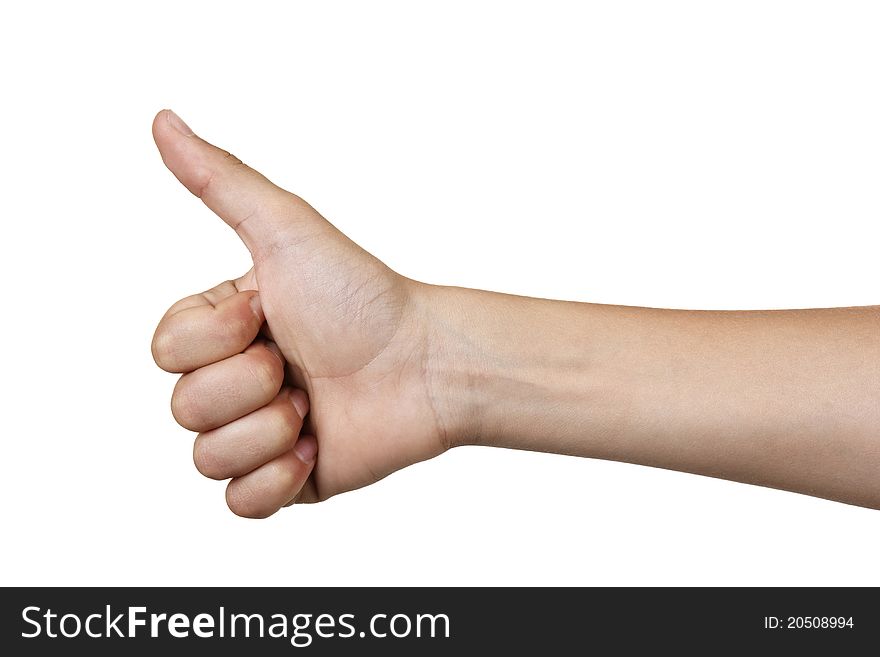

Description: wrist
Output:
[412,282,606,452]
[410,282,483,449]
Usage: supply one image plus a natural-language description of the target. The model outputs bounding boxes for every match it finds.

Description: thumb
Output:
[152,109,317,255]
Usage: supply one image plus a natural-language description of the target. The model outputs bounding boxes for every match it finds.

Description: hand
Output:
[151,110,451,516]
[152,110,880,514]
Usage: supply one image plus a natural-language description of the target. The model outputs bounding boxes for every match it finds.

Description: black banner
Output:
[0,587,874,654]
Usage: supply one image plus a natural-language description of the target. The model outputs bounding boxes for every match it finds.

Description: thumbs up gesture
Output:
[151,111,454,517]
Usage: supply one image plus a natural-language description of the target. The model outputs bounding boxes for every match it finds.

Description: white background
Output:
[1,1,878,586]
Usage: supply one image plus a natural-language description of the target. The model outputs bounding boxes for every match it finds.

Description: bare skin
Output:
[152,110,880,518]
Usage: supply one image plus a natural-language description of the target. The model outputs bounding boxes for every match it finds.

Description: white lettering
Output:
[128,606,147,637]
[167,613,190,638]
[59,614,81,638]
[21,606,41,638]
[193,613,214,638]
[106,605,124,637]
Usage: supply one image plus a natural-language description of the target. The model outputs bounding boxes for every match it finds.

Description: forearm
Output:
[422,284,880,508]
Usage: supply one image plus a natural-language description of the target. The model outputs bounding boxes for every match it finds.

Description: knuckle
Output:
[226,481,272,519]
[265,456,300,492]
[272,402,301,437]
[170,382,204,431]
[192,436,226,480]
[221,316,254,348]
[249,354,282,399]
[151,328,178,371]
